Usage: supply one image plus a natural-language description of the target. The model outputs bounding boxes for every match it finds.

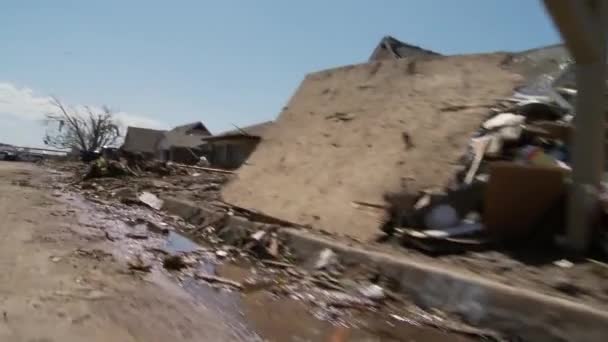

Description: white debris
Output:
[423,222,483,238]
[358,284,385,300]
[554,259,574,268]
[215,250,229,258]
[314,248,338,270]
[390,314,418,325]
[482,134,504,156]
[138,192,164,210]
[498,125,523,141]
[250,230,266,241]
[482,113,525,130]
[413,194,431,210]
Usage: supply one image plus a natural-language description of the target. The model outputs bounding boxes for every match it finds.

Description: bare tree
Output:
[44,97,120,152]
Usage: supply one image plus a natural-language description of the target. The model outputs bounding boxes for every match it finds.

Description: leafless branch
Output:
[43,97,121,152]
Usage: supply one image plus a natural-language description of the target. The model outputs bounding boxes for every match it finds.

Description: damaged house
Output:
[121,122,211,164]
[203,121,272,169]
[157,122,211,164]
[121,127,167,159]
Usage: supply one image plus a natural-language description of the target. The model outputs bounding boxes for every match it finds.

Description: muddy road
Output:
[0,161,474,341]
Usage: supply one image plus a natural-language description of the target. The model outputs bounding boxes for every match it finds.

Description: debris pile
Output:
[84,158,136,180]
[387,63,592,253]
[69,157,232,205]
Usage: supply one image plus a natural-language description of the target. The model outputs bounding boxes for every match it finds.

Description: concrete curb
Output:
[161,196,608,341]
[281,228,608,342]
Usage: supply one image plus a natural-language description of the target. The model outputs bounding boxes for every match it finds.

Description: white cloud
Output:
[0,83,55,120]
[0,82,165,130]
[114,111,165,130]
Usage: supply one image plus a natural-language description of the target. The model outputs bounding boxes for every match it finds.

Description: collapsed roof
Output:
[203,121,273,141]
[170,122,211,135]
[121,127,166,154]
[162,122,211,149]
[369,35,441,61]
[222,53,523,241]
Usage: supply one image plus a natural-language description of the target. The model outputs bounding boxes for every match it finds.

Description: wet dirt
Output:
[46,168,479,341]
[0,162,245,341]
[215,263,473,342]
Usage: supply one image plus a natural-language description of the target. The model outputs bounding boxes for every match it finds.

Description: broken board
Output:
[222,53,523,241]
[484,162,567,239]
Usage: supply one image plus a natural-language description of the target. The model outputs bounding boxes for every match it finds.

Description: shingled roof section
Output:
[203,121,273,141]
[369,36,441,61]
[121,127,166,154]
[163,122,211,148]
[170,122,211,135]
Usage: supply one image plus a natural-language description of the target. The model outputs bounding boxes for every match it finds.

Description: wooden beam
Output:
[543,0,603,63]
[544,0,608,252]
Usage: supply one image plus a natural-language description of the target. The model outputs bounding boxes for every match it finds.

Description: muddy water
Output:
[214,263,473,342]
[165,231,201,253]
[58,190,473,342]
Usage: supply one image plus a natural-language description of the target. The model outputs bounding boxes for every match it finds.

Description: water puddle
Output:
[213,263,475,342]
[165,231,201,254]
[241,292,473,342]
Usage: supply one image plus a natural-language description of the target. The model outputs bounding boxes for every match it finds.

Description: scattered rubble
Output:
[314,248,339,270]
[146,221,170,235]
[84,158,136,180]
[138,192,163,210]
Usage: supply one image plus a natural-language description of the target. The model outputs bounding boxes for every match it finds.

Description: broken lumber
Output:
[169,162,235,175]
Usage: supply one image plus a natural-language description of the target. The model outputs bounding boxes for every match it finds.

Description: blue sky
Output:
[1,0,560,147]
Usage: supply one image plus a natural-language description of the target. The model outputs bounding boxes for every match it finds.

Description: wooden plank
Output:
[169,162,236,174]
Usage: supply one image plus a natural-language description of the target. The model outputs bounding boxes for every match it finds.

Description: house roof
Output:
[369,36,441,61]
[203,121,273,141]
[161,121,212,149]
[171,122,211,135]
[121,127,166,154]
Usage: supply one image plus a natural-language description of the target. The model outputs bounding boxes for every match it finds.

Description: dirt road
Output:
[0,161,240,341]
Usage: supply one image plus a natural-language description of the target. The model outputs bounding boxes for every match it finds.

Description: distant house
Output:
[203,121,272,169]
[121,127,167,158]
[369,36,440,61]
[157,122,211,164]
